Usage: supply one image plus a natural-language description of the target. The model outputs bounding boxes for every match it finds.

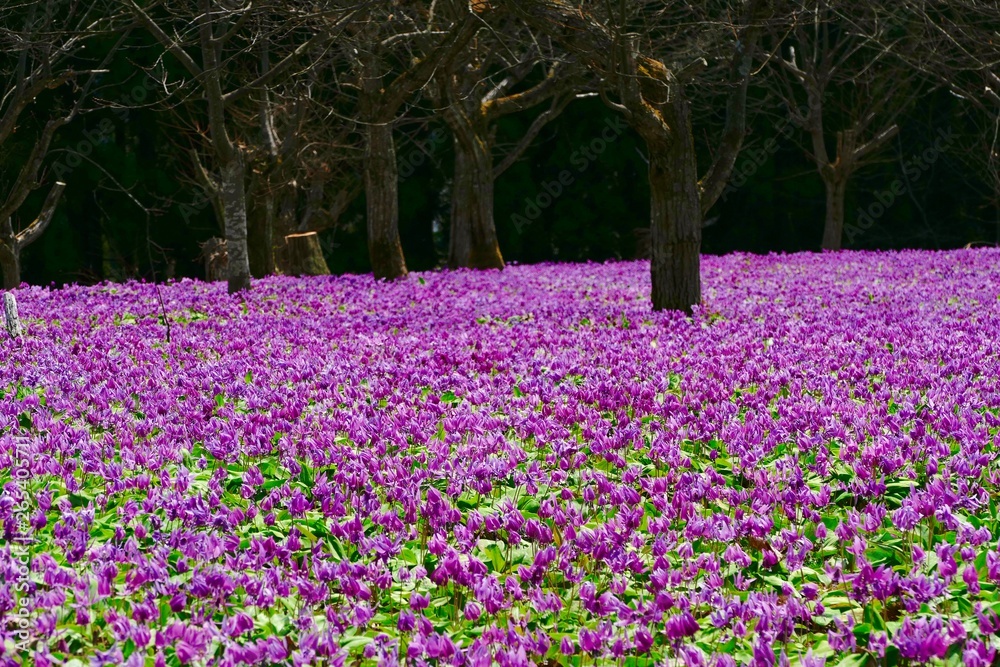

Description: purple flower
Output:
[722,544,751,568]
[801,649,825,667]
[964,639,996,667]
[665,611,700,640]
[174,641,197,665]
[986,550,1000,581]
[579,628,601,654]
[463,601,482,621]
[894,617,951,663]
[963,565,981,594]
[168,591,186,613]
[397,610,416,632]
[425,634,455,660]
[223,612,254,637]
[634,627,653,654]
[752,638,774,667]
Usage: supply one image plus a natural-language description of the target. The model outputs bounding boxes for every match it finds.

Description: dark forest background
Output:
[5,13,999,287]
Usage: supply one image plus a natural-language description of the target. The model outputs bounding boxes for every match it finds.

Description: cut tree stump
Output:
[4,292,23,338]
[283,232,330,276]
[199,237,229,282]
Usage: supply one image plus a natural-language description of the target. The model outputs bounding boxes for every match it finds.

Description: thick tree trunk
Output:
[219,151,251,293]
[448,132,504,270]
[0,245,20,290]
[364,122,408,280]
[247,178,276,278]
[646,109,702,314]
[821,177,848,251]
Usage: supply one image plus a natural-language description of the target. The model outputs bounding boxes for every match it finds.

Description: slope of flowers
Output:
[2,250,1000,667]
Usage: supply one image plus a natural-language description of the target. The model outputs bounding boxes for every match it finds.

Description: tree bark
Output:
[489,0,764,312]
[355,17,480,280]
[0,243,20,290]
[3,293,23,338]
[0,182,65,289]
[364,121,408,280]
[821,177,848,250]
[219,152,251,292]
[272,188,299,274]
[200,237,229,281]
[646,102,702,314]
[284,232,330,276]
[448,126,504,270]
[247,176,276,278]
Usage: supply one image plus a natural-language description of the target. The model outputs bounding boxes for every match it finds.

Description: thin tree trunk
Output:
[219,151,251,293]
[449,143,474,266]
[273,188,299,274]
[277,188,298,236]
[821,177,848,250]
[365,121,407,280]
[247,176,275,277]
[0,182,64,289]
[448,130,503,269]
[646,105,702,314]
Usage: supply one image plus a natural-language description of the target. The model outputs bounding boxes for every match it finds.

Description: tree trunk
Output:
[0,243,19,290]
[364,122,408,280]
[448,132,504,270]
[0,183,64,289]
[273,188,299,274]
[219,150,252,293]
[646,103,702,314]
[821,177,848,250]
[284,232,330,276]
[247,177,276,278]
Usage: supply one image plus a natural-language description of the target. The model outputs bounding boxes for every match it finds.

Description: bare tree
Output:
[346,3,479,280]
[488,0,768,312]
[124,0,359,293]
[268,43,365,273]
[0,0,110,288]
[765,1,921,250]
[879,1,1000,243]
[250,94,364,275]
[430,12,585,270]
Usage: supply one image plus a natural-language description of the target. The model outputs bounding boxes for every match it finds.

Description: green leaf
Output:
[270,614,287,634]
[484,543,507,572]
[833,653,870,667]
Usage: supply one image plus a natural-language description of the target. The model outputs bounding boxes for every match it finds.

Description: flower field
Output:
[2,250,1000,667]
